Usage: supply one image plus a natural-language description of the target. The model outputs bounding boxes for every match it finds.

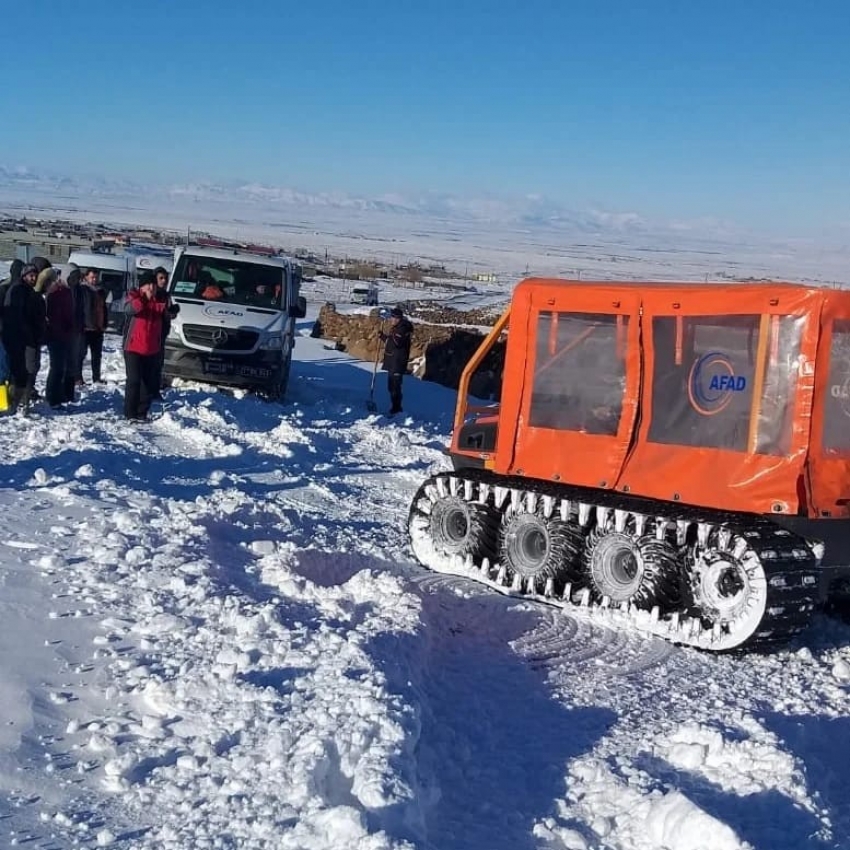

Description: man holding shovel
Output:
[379,306,413,416]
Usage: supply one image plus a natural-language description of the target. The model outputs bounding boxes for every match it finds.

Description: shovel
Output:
[366,310,390,413]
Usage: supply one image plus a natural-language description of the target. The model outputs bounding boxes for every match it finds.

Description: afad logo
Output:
[202,305,244,319]
[687,351,747,416]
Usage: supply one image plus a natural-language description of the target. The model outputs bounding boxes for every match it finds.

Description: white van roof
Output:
[176,245,293,269]
[135,255,173,272]
[67,251,134,273]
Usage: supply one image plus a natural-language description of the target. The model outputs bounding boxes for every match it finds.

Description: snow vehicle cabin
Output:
[163,246,307,399]
[409,278,850,652]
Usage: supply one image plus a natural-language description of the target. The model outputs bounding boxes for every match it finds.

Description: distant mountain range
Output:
[0,165,667,235]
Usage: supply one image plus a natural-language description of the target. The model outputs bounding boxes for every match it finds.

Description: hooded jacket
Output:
[65,266,86,333]
[123,288,167,355]
[2,277,46,348]
[0,259,23,332]
[45,279,74,344]
[381,317,413,373]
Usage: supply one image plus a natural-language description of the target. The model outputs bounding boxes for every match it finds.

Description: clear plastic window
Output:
[528,312,628,436]
[823,319,850,454]
[648,314,801,454]
[649,315,758,451]
[754,316,803,456]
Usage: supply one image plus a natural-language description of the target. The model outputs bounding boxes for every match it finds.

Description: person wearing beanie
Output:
[379,305,413,416]
[121,271,172,420]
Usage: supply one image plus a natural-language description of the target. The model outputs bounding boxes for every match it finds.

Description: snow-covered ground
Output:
[1,306,850,850]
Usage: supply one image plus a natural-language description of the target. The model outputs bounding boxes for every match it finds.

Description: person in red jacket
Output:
[122,272,175,420]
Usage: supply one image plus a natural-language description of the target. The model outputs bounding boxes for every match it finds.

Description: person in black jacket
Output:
[380,306,413,415]
[153,266,173,395]
[2,263,46,412]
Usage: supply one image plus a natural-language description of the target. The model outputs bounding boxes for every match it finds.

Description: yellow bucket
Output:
[0,382,9,413]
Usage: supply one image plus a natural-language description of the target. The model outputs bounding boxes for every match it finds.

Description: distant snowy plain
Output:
[2,174,850,286]
[0,286,849,850]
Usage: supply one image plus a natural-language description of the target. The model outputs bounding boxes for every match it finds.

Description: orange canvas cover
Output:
[453,278,850,520]
[619,284,821,515]
[808,290,850,516]
[494,279,642,490]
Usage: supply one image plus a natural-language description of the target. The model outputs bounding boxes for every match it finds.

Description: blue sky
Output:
[2,0,849,232]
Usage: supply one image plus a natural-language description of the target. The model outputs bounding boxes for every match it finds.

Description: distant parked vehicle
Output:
[350,283,379,305]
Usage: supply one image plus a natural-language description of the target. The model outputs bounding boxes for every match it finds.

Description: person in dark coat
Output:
[0,259,24,336]
[64,265,85,401]
[79,269,108,383]
[153,266,172,395]
[380,306,413,416]
[2,263,46,412]
[122,272,175,420]
[44,271,74,408]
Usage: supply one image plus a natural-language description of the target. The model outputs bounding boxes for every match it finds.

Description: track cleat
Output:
[544,578,555,597]
[697,522,713,547]
[655,518,669,541]
[449,476,460,496]
[676,520,691,547]
[560,499,572,521]
[579,503,592,526]
[580,588,591,607]
[511,573,523,591]
[494,486,509,508]
[634,513,647,537]
[542,495,555,518]
[650,605,660,623]
[526,492,537,513]
[526,576,537,594]
[463,479,474,501]
[480,557,491,576]
[614,509,629,533]
[510,488,521,511]
[596,506,611,529]
[562,582,573,602]
[436,477,448,498]
[496,565,507,586]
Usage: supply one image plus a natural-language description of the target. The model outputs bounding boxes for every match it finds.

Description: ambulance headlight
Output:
[260,333,283,350]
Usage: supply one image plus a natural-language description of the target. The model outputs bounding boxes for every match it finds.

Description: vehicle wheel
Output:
[584,527,679,607]
[426,494,499,562]
[499,506,581,584]
[689,532,767,644]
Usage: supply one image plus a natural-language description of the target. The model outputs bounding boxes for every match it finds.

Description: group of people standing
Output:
[0,258,107,412]
[0,259,177,420]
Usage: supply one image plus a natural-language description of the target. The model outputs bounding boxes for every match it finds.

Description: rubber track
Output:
[408,469,821,652]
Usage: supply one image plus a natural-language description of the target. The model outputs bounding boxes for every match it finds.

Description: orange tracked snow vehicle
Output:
[408,279,850,651]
